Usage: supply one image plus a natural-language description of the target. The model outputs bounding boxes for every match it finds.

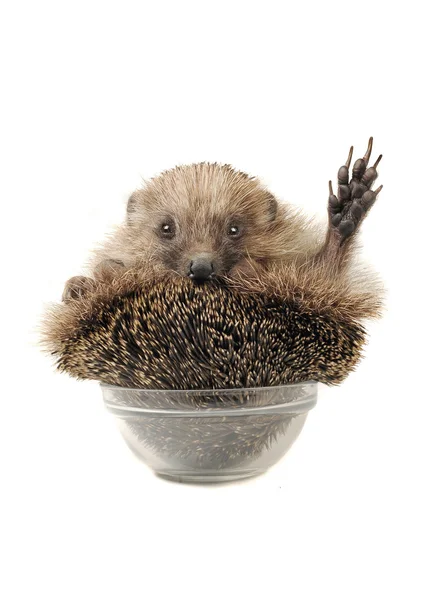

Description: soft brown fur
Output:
[90,163,321,278]
[73,161,383,322]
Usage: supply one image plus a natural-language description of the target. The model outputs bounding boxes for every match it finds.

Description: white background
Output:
[1,1,440,599]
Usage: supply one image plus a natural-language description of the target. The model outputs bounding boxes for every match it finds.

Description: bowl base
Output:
[155,468,264,484]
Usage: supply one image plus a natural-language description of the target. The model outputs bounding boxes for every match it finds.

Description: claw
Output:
[363,137,374,163]
[329,181,340,210]
[373,154,383,168]
[374,184,383,195]
[345,146,354,169]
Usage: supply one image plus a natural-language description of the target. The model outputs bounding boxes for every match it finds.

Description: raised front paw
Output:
[328,137,383,244]
[62,276,96,303]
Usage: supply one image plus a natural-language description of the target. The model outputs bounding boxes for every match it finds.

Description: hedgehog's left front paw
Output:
[62,276,96,303]
[328,137,383,244]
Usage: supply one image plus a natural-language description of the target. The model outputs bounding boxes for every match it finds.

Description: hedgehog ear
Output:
[126,192,138,224]
[267,193,278,222]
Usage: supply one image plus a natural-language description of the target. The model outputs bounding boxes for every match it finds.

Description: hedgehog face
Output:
[152,210,248,280]
[126,163,278,279]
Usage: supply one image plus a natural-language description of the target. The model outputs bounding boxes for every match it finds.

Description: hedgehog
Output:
[45,139,384,471]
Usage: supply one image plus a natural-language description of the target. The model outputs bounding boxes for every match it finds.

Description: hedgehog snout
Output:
[188,254,214,281]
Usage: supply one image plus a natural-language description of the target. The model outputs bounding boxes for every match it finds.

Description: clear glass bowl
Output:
[102,382,317,483]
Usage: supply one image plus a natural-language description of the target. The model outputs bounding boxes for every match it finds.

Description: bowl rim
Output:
[101,381,318,417]
[100,380,317,394]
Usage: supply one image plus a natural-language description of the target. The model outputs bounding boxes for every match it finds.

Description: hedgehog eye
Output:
[228,225,241,237]
[159,221,175,238]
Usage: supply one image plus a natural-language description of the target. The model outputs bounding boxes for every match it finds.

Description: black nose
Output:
[189,257,214,281]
